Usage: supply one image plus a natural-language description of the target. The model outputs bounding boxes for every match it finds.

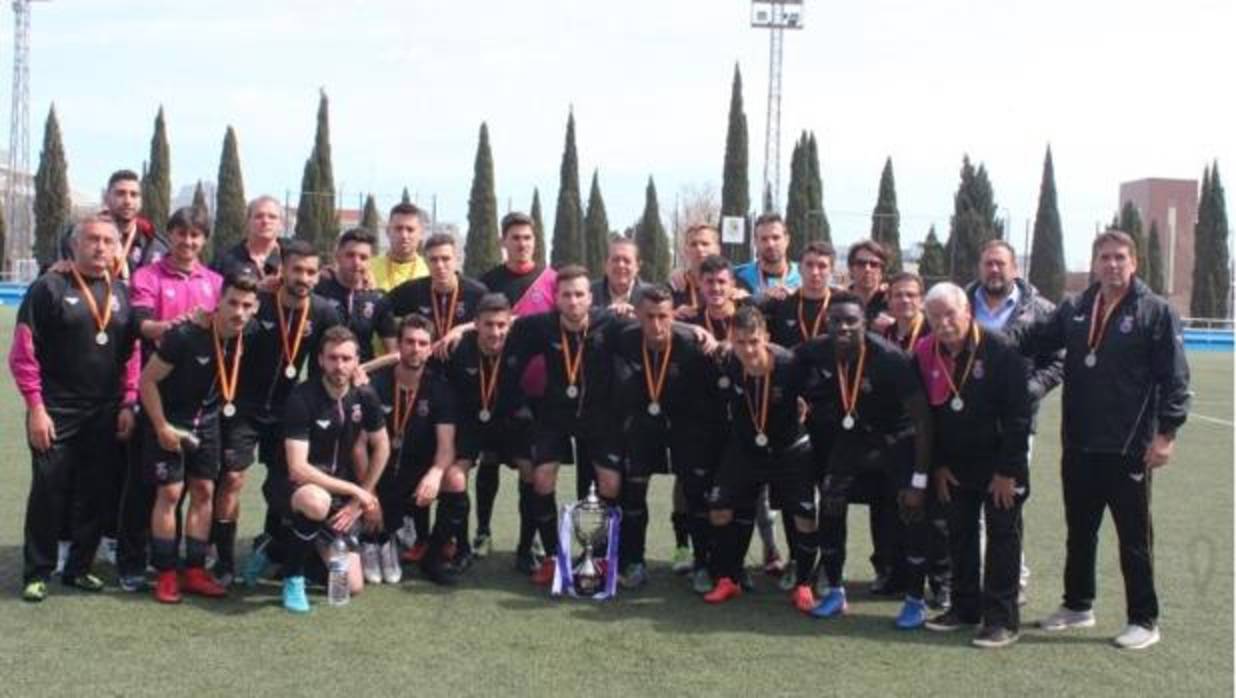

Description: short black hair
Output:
[222,272,260,296]
[476,293,511,317]
[698,254,732,278]
[107,169,140,190]
[337,227,377,250]
[555,264,590,286]
[423,233,457,252]
[801,240,835,261]
[754,212,785,231]
[281,238,320,266]
[388,202,423,220]
[167,206,211,238]
[637,284,673,306]
[320,325,359,354]
[501,211,535,236]
[732,305,768,334]
[847,240,888,268]
[398,313,436,341]
[828,290,867,315]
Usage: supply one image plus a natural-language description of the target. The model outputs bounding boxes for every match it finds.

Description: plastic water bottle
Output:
[327,537,350,607]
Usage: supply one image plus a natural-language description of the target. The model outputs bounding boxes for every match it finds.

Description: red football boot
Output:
[401,542,429,564]
[703,577,743,604]
[182,567,227,598]
[531,558,556,586]
[153,570,182,604]
[791,584,816,614]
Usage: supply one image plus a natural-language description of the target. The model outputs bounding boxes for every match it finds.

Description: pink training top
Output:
[130,257,223,324]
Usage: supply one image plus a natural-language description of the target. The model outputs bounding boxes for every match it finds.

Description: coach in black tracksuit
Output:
[1018,230,1189,649]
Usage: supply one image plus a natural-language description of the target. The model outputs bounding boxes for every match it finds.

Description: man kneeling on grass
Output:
[278,326,389,613]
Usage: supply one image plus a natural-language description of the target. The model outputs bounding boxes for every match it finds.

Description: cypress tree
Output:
[33,105,70,265]
[634,177,671,282]
[1146,220,1166,294]
[191,181,209,220]
[1117,200,1148,274]
[1192,162,1231,317]
[803,132,828,246]
[213,126,246,259]
[550,110,584,268]
[530,188,547,268]
[944,156,1002,285]
[871,156,901,272]
[464,122,501,277]
[140,106,171,231]
[295,90,338,254]
[1028,145,1066,302]
[360,194,380,234]
[784,134,809,258]
[720,63,751,263]
[762,182,775,215]
[918,225,948,283]
[583,170,610,276]
[401,187,412,205]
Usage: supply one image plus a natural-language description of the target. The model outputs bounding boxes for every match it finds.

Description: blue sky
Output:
[16,0,1234,269]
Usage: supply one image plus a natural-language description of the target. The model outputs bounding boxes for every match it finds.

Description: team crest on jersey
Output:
[972,360,985,379]
[418,306,432,315]
[1120,315,1134,334]
[351,404,363,423]
[154,461,169,481]
[363,302,375,319]
[786,319,797,327]
[416,399,430,417]
[860,377,873,393]
[465,367,478,375]
[382,404,393,414]
[303,320,314,336]
[110,297,121,312]
[507,356,519,367]
[200,281,212,295]
[165,288,176,299]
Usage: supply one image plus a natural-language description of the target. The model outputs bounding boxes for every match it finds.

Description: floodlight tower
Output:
[750,0,803,212]
[6,0,47,273]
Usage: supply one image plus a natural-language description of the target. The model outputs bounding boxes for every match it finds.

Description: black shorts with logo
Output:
[709,435,817,520]
[143,418,222,485]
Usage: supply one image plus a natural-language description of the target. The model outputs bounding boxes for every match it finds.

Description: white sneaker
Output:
[380,540,403,584]
[1038,606,1096,631]
[53,540,70,576]
[98,537,118,566]
[1113,624,1160,650]
[361,543,383,584]
[395,518,418,549]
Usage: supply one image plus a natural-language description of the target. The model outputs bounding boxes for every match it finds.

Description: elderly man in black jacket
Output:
[1018,229,1190,651]
[966,240,1063,604]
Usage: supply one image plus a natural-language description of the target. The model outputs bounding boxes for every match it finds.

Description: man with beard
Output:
[734,214,801,297]
[278,327,389,613]
[212,196,286,289]
[236,240,344,586]
[438,295,536,565]
[915,283,1031,648]
[702,307,818,612]
[365,315,459,584]
[138,274,260,603]
[798,292,932,622]
[966,240,1063,605]
[315,228,397,363]
[372,203,430,291]
[117,207,223,592]
[13,216,140,601]
[504,266,620,586]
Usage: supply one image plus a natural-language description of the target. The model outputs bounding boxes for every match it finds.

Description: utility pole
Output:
[750,1,803,213]
[5,0,48,274]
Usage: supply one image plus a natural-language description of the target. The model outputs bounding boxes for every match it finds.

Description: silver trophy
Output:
[571,483,610,596]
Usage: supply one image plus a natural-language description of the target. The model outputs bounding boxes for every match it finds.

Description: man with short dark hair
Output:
[277,327,389,613]
[1020,230,1189,650]
[847,239,893,327]
[761,240,837,349]
[703,306,818,612]
[916,282,1031,648]
[797,292,933,622]
[13,216,141,602]
[56,170,168,278]
[734,214,801,295]
[138,273,260,603]
[315,228,397,363]
[372,203,429,291]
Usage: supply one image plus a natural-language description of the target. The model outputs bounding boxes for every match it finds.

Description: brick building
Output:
[1118,178,1198,313]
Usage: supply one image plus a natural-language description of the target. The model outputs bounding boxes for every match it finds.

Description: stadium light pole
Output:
[751,0,803,214]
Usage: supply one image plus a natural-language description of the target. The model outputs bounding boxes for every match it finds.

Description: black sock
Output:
[285,513,319,579]
[620,479,650,567]
[517,480,536,555]
[819,519,846,588]
[185,536,210,569]
[689,510,712,568]
[791,528,819,586]
[412,505,431,543]
[672,511,690,549]
[151,536,178,572]
[733,510,755,576]
[475,462,499,534]
[532,491,558,556]
[458,492,472,549]
[212,520,237,573]
[431,492,470,557]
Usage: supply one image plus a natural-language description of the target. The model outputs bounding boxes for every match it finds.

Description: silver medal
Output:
[717,376,731,389]
[1083,352,1097,368]
[950,396,964,412]
[754,432,769,447]
[222,402,237,418]
[648,402,662,416]
[566,385,580,399]
[841,414,855,430]
[285,365,297,380]
[95,331,109,346]
[478,409,492,423]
